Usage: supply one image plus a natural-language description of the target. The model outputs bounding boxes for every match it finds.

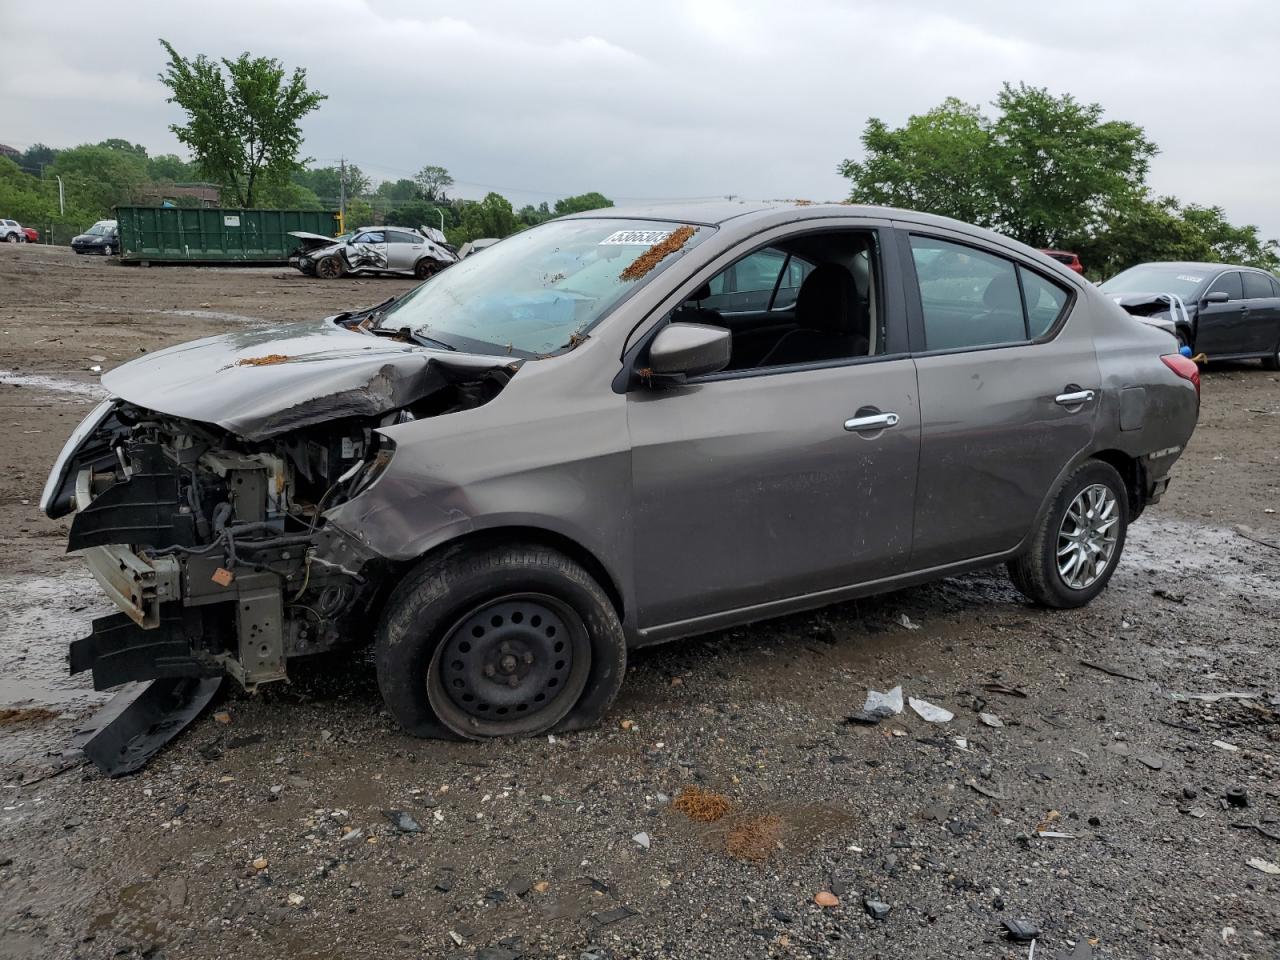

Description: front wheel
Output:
[102,245,113,257]
[1008,460,1129,608]
[375,544,626,740]
[315,255,344,279]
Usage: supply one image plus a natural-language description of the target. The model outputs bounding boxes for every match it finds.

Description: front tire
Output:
[102,245,113,257]
[315,255,344,279]
[375,544,626,740]
[1008,460,1128,608]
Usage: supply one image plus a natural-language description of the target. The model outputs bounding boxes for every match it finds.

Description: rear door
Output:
[386,230,425,271]
[901,229,1099,568]
[1241,271,1280,355]
[1195,271,1247,356]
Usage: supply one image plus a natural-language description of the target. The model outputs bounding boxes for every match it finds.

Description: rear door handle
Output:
[1054,390,1095,406]
[844,412,900,432]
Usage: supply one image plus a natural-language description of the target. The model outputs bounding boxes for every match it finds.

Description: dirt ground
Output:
[1,244,1278,960]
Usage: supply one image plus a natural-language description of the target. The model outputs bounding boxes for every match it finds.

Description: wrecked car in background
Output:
[1100,261,1280,367]
[45,201,1200,774]
[288,224,458,279]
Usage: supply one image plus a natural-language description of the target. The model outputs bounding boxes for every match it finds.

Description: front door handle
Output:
[1054,389,1096,406]
[844,411,900,432]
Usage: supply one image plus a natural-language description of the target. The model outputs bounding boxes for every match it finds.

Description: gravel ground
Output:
[0,244,1278,960]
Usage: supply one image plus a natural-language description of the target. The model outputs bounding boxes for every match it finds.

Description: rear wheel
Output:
[3,233,17,243]
[414,258,440,280]
[102,244,113,257]
[1176,329,1192,353]
[1262,342,1280,371]
[1008,460,1128,608]
[315,255,345,279]
[375,544,626,739]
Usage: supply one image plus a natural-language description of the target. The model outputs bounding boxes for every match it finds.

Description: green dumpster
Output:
[115,207,341,264]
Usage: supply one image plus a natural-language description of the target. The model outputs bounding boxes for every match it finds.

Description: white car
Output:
[288,225,458,279]
[1,219,27,243]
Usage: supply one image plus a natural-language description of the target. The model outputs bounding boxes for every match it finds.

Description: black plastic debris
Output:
[864,899,891,921]
[1225,786,1249,808]
[383,810,422,833]
[592,906,637,926]
[1004,919,1041,942]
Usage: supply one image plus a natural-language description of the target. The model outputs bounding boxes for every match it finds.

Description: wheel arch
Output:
[1090,448,1145,521]
[388,525,627,628]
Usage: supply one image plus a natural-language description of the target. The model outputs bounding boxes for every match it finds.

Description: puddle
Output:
[0,369,106,400]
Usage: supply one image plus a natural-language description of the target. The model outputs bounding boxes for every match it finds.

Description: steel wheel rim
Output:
[1056,483,1119,590]
[426,593,591,738]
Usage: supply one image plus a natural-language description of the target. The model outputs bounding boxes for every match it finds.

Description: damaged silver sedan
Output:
[288,225,458,279]
[44,203,1199,773]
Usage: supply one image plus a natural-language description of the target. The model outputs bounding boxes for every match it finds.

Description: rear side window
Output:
[1208,272,1242,300]
[909,236,1068,350]
[1019,267,1069,337]
[1242,272,1273,299]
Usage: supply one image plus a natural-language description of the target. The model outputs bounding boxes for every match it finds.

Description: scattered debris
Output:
[1152,588,1187,604]
[725,814,783,863]
[618,225,697,281]
[672,786,733,823]
[287,892,304,906]
[235,353,291,367]
[1170,691,1257,703]
[1137,756,1164,771]
[1212,740,1240,752]
[862,685,904,718]
[1004,919,1042,942]
[592,905,637,926]
[1246,857,1280,875]
[982,682,1028,699]
[632,832,650,850]
[1225,787,1249,808]
[384,810,422,833]
[898,614,921,630]
[814,891,839,908]
[212,711,232,725]
[978,712,1004,728]
[908,697,954,723]
[1080,659,1142,682]
[864,899,891,920]
[967,779,1008,801]
[251,857,268,871]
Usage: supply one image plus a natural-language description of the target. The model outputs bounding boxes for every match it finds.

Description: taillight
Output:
[1161,354,1200,397]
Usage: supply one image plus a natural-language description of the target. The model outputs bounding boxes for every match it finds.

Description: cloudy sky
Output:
[2,0,1278,237]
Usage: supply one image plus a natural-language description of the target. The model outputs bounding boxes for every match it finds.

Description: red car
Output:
[22,226,39,243]
[1041,249,1084,274]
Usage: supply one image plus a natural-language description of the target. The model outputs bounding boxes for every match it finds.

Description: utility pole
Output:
[339,156,347,231]
[55,175,65,215]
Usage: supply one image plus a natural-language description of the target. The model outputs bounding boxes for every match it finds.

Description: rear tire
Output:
[316,255,345,279]
[414,258,440,280]
[3,233,17,243]
[375,543,626,740]
[1008,459,1129,608]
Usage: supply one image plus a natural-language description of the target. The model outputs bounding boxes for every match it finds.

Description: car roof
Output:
[1126,260,1270,275]
[561,199,1076,278]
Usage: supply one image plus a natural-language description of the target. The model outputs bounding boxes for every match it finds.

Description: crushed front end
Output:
[49,402,389,694]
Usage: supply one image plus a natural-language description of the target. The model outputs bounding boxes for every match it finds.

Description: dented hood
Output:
[100,320,514,440]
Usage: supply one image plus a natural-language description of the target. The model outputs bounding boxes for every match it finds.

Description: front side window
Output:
[353,231,385,244]
[909,236,1069,350]
[1207,272,1242,301]
[379,218,712,356]
[1242,272,1273,299]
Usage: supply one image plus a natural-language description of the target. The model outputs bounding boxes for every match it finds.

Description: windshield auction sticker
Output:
[600,230,672,246]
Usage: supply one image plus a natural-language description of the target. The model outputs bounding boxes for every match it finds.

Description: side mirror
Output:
[1204,291,1229,304]
[647,322,732,379]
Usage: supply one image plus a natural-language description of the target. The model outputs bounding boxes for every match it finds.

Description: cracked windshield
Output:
[378,219,708,356]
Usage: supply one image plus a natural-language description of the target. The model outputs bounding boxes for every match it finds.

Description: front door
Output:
[1195,271,1248,357]
[627,225,919,632]
[903,231,1100,568]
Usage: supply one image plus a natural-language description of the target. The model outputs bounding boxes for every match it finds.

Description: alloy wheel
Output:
[1056,483,1120,590]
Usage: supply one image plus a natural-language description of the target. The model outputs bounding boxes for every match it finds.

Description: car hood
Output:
[74,234,108,243]
[100,319,517,440]
[288,231,342,254]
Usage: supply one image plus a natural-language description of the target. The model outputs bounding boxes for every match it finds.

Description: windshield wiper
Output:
[409,329,457,351]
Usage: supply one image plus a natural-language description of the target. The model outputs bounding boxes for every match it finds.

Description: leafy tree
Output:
[343,198,375,231]
[97,138,149,159]
[386,199,452,231]
[147,153,197,182]
[841,84,1157,248]
[376,178,418,206]
[158,39,325,207]
[50,144,149,214]
[455,192,517,243]
[517,202,551,227]
[18,143,59,175]
[414,165,453,202]
[1180,204,1279,270]
[0,157,59,223]
[553,192,613,216]
[293,164,370,203]
[839,98,996,228]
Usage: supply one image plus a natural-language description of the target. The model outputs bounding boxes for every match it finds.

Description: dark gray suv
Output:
[43,201,1200,767]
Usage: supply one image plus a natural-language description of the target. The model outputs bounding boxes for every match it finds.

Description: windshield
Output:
[87,223,114,236]
[1100,265,1208,299]
[378,218,710,356]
